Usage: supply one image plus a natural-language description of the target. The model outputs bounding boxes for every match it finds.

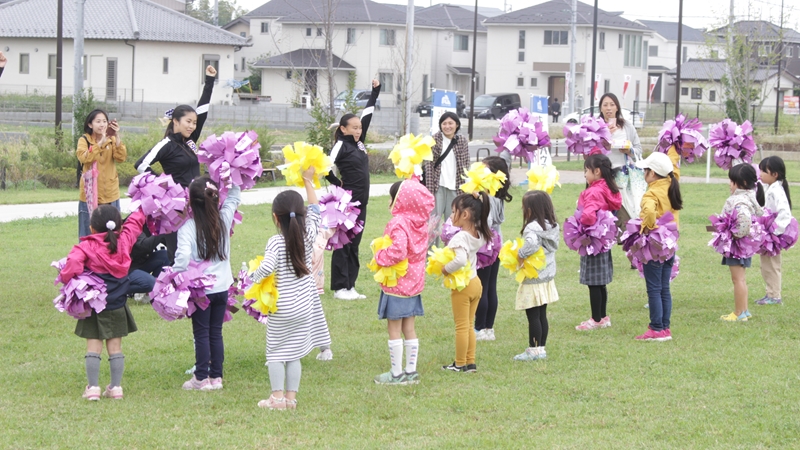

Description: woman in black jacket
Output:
[325,79,381,300]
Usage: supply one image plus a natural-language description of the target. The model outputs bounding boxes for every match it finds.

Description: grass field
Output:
[2,184,799,448]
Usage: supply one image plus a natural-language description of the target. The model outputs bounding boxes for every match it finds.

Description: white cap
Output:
[635,152,673,177]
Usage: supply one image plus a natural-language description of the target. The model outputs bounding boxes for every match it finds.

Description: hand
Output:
[607,123,619,133]
[107,120,119,137]
[441,268,449,276]
[205,65,217,77]
[0,51,6,68]
[372,79,380,89]
[301,166,316,182]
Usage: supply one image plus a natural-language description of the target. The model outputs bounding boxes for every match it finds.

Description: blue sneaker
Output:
[757,297,782,305]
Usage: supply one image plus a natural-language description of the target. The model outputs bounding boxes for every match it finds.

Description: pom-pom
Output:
[620,212,680,264]
[440,217,461,245]
[708,210,764,259]
[526,164,561,194]
[563,115,611,157]
[427,213,443,246]
[127,172,189,235]
[476,231,503,270]
[498,238,547,283]
[493,108,550,161]
[242,256,278,322]
[319,186,365,251]
[366,235,409,287]
[150,261,216,321]
[460,162,507,196]
[656,114,709,163]
[425,245,472,291]
[630,255,680,281]
[51,258,108,320]
[708,119,757,170]
[389,133,435,179]
[563,209,617,256]
[225,263,251,322]
[757,211,798,256]
[197,131,263,200]
[278,141,332,188]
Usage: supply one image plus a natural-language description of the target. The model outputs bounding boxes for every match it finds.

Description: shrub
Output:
[116,162,139,187]
[40,167,76,189]
[367,150,393,174]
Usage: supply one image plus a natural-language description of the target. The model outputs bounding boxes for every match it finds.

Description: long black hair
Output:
[482,156,513,203]
[164,104,196,138]
[758,156,792,209]
[90,205,122,254]
[520,190,557,234]
[598,93,625,128]
[389,180,403,205]
[584,154,619,194]
[729,164,764,202]
[452,191,492,242]
[83,109,109,134]
[188,177,227,261]
[646,169,684,211]
[272,190,309,277]
[335,113,359,141]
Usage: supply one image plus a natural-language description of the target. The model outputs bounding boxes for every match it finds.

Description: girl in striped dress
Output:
[250,167,332,410]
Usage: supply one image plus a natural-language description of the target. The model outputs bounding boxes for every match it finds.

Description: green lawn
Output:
[2,184,799,448]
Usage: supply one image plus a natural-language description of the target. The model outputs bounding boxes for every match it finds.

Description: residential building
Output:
[0,0,248,104]
[222,16,253,78]
[639,20,707,103]
[708,21,800,79]
[483,0,652,114]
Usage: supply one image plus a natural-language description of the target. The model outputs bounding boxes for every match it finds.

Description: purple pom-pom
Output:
[757,211,798,256]
[708,210,764,259]
[150,261,216,321]
[319,186,364,251]
[493,108,550,162]
[656,114,709,163]
[224,265,251,322]
[563,209,617,256]
[51,258,108,320]
[440,217,461,245]
[198,131,263,200]
[476,231,503,269]
[620,212,680,264]
[709,119,757,170]
[128,172,189,235]
[563,115,611,157]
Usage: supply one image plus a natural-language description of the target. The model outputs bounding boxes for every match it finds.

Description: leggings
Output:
[268,360,302,393]
[588,285,608,323]
[474,259,500,330]
[525,305,548,347]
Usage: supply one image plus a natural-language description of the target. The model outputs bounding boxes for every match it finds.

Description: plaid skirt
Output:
[580,251,614,286]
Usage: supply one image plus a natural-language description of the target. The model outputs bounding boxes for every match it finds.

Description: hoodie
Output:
[722,188,764,238]
[374,179,435,297]
[518,220,560,285]
[578,179,623,226]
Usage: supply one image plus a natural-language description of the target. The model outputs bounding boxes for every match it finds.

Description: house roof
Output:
[416,4,487,32]
[639,20,706,42]
[708,21,800,44]
[484,0,648,31]
[456,5,506,18]
[667,59,800,83]
[0,0,248,46]
[222,16,250,31]
[247,0,440,28]
[447,65,475,75]
[252,48,355,70]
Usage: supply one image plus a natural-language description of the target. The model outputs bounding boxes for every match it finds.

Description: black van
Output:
[464,93,522,119]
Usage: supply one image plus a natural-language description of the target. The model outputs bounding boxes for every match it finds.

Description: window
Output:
[48,54,57,79]
[241,58,246,72]
[347,28,356,45]
[316,28,322,37]
[691,88,702,100]
[519,30,525,49]
[682,46,688,62]
[260,22,269,33]
[599,32,605,50]
[83,55,87,80]
[710,50,719,58]
[544,30,568,45]
[286,70,292,80]
[454,34,469,51]
[203,54,220,84]
[163,57,169,74]
[106,58,117,101]
[681,87,688,96]
[623,34,642,67]
[380,29,396,46]
[618,33,623,49]
[518,51,525,62]
[530,77,538,87]
[603,79,610,93]
[649,45,658,57]
[379,73,393,92]
[517,77,524,87]
[709,90,716,102]
[758,45,771,57]
[643,41,649,69]
[306,27,312,37]
[788,46,794,57]
[19,53,29,74]
[240,31,246,37]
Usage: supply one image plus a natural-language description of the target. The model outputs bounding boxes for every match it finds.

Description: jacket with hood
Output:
[374,179,435,297]
[578,179,622,226]
[722,188,764,239]
[764,181,792,234]
[59,210,146,310]
[518,220,560,285]
[77,134,127,204]
[640,177,680,232]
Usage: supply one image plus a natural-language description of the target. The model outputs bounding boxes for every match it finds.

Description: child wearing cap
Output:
[633,152,683,341]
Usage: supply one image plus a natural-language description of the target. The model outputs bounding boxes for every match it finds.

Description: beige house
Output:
[638,20,708,104]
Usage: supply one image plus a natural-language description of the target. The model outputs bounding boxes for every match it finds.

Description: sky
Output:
[233,0,798,31]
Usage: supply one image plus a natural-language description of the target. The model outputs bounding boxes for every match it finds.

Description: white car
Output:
[563,106,644,128]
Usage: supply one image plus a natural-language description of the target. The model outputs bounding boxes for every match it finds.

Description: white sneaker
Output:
[133,293,148,303]
[316,348,333,361]
[348,288,366,300]
[485,329,496,341]
[475,329,488,341]
[334,289,357,300]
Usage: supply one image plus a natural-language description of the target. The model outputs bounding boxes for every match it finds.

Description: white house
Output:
[483,0,652,114]
[0,0,249,104]
[639,20,708,103]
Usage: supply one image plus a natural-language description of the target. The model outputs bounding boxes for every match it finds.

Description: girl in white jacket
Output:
[756,156,793,305]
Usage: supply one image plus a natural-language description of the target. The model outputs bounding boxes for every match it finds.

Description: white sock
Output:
[404,339,419,374]
[388,339,403,377]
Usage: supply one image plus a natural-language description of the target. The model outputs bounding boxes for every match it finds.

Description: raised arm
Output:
[190,66,217,142]
[359,79,381,143]
[220,185,242,228]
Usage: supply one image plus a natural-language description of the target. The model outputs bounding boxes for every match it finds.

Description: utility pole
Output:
[468,0,479,140]
[774,0,784,134]
[56,0,63,136]
[73,0,86,139]
[674,0,684,117]
[568,0,577,115]
[589,0,598,113]
[213,0,219,26]
[405,0,415,134]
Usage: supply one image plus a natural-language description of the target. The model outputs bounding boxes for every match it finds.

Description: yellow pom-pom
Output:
[389,133,435,179]
[278,141,332,188]
[460,162,507,196]
[367,235,409,287]
[244,256,279,314]
[499,238,547,283]
[526,164,561,194]
[426,245,472,291]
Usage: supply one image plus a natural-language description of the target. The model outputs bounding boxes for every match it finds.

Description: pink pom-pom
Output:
[51,258,108,320]
[224,265,251,322]
[709,119,757,170]
[229,209,243,237]
[150,261,216,321]
[620,212,680,264]
[563,209,617,256]
[198,131,263,201]
[493,108,550,161]
[708,210,764,259]
[656,114,709,163]
[476,231,503,269]
[563,115,611,157]
[440,217,461,245]
[128,172,189,235]
[319,186,364,251]
[757,211,798,256]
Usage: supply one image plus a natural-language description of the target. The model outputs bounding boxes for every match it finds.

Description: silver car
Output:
[333,90,381,112]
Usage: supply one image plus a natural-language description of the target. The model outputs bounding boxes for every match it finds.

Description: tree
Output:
[340,71,362,116]
[186,0,247,26]
[386,36,422,134]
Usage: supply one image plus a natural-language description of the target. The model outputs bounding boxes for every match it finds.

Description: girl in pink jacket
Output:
[373,179,435,385]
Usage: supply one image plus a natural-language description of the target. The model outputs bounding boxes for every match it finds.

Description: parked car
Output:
[463,93,521,119]
[333,89,381,112]
[415,94,465,117]
[563,106,644,128]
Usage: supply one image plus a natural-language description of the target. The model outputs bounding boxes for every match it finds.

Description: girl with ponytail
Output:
[249,167,332,410]
[174,178,241,391]
[756,156,793,306]
[437,191,491,373]
[59,205,147,400]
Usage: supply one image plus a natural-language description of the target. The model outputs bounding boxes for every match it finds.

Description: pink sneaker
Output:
[102,385,124,399]
[82,385,101,401]
[599,316,612,328]
[635,328,671,341]
[210,377,223,390]
[182,375,213,391]
[575,318,602,331]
